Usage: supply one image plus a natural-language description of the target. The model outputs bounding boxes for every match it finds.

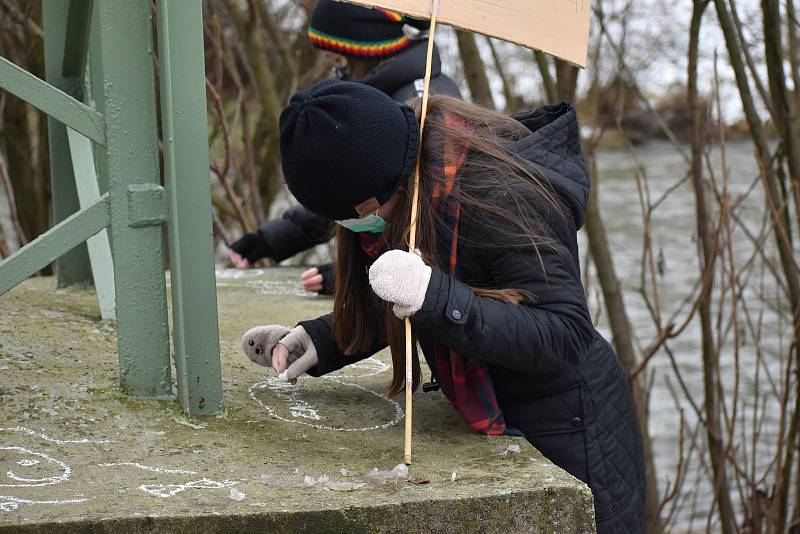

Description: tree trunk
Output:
[762,0,800,238]
[485,37,519,112]
[3,98,50,243]
[714,1,800,532]
[455,30,495,109]
[533,51,557,103]
[689,3,738,534]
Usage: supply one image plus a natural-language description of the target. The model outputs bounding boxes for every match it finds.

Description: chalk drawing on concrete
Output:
[265,379,323,420]
[97,462,239,499]
[97,462,196,475]
[0,495,90,512]
[1,446,70,487]
[139,478,238,498]
[249,365,404,432]
[331,356,391,379]
[0,426,112,445]
[0,427,110,513]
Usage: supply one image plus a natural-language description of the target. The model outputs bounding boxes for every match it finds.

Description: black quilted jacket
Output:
[301,102,645,533]
[254,41,462,280]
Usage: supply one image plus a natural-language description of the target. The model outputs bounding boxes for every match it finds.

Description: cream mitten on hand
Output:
[276,326,318,381]
[368,249,432,319]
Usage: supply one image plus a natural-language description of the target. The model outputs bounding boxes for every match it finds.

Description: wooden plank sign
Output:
[338,0,591,67]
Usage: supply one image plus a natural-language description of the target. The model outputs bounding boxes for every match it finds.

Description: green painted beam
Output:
[43,0,93,287]
[96,0,173,398]
[62,0,93,79]
[86,3,109,194]
[157,0,223,414]
[0,194,110,296]
[67,128,116,320]
[0,55,105,145]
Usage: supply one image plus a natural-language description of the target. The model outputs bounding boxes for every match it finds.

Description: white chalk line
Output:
[329,357,390,379]
[139,478,238,498]
[0,446,69,487]
[0,426,112,445]
[0,495,91,512]
[97,462,197,475]
[97,462,240,498]
[266,380,322,420]
[249,376,404,432]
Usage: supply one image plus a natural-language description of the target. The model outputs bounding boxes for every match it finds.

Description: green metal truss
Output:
[0,0,223,415]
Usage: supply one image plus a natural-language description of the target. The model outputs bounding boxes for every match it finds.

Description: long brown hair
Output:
[333,96,565,396]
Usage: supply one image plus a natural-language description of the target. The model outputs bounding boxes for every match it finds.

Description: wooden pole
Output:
[405,0,440,466]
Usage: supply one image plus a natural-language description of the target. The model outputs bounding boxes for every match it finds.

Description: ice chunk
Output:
[364,463,410,484]
[229,488,246,501]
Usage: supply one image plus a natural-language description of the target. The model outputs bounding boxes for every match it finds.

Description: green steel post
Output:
[156,0,223,414]
[86,4,109,194]
[62,0,93,81]
[95,0,172,397]
[0,57,105,145]
[67,128,116,320]
[42,0,92,287]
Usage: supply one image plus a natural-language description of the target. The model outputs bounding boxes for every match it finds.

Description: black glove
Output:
[230,232,273,264]
[316,263,336,296]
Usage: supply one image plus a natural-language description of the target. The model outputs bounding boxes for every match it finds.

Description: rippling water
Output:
[589,140,795,531]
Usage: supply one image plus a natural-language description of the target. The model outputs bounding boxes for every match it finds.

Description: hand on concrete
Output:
[272,326,318,384]
[301,267,324,292]
[368,249,432,319]
[229,249,251,268]
[229,232,272,266]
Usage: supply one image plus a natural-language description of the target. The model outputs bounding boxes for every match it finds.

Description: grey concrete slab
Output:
[0,269,595,533]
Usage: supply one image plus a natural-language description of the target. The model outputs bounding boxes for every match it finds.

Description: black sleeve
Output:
[257,205,334,263]
[315,263,335,296]
[411,220,594,374]
[299,314,388,376]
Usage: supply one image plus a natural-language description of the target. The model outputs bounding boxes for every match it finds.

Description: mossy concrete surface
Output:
[0,268,595,533]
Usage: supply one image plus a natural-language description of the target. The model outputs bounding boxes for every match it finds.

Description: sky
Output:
[431,0,768,122]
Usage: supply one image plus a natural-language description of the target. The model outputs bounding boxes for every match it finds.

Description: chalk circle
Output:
[249,378,403,432]
[0,446,70,487]
[328,356,390,379]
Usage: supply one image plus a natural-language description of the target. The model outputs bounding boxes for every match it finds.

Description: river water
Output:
[590,140,794,531]
[1,139,794,531]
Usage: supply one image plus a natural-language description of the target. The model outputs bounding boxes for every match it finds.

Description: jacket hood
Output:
[511,102,590,229]
[357,40,442,96]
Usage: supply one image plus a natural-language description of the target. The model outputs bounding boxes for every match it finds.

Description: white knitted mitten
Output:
[368,249,432,319]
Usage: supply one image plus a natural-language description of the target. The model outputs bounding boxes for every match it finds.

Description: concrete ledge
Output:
[0,270,595,533]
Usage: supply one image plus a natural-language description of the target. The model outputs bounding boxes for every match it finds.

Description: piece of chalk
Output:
[278,370,290,382]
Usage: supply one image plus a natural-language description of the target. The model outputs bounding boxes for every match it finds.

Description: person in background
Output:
[228,0,462,294]
[245,80,646,534]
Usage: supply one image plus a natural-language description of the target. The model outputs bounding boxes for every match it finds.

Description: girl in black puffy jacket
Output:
[243,80,645,534]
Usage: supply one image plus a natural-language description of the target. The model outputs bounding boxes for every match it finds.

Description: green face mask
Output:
[335,213,386,234]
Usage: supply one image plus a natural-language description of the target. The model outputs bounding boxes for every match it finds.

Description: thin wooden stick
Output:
[405,0,440,466]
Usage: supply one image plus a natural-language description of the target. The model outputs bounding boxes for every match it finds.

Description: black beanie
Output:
[309,0,415,58]
[279,80,419,221]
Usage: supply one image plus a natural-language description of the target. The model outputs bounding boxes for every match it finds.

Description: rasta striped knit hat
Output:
[309,0,429,59]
